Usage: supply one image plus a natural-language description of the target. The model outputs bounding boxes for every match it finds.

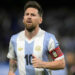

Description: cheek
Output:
[33,18,40,24]
[23,17,26,23]
[35,17,42,24]
[23,16,27,20]
[34,20,39,25]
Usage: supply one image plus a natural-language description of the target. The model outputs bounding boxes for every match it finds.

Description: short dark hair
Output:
[24,1,43,17]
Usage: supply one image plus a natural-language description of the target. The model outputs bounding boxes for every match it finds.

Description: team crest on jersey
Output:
[18,48,23,51]
[52,51,58,57]
[35,45,41,51]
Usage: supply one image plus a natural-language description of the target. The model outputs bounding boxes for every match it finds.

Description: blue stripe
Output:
[42,32,49,62]
[43,32,59,61]
[42,32,59,75]
[42,32,50,75]
[51,34,59,48]
[11,33,19,57]
[25,41,35,75]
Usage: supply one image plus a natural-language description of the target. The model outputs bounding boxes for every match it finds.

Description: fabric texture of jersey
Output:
[7,28,64,75]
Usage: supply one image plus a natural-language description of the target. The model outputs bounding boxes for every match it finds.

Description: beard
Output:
[25,24,36,32]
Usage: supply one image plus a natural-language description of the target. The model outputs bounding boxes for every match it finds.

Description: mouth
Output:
[27,20,32,24]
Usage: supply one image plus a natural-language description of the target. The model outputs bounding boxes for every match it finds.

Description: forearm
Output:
[9,59,17,73]
[42,58,65,70]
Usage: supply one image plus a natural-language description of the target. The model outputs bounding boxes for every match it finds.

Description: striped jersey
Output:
[7,28,64,75]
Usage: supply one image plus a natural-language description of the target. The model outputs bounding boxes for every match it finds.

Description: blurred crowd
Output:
[0,2,75,75]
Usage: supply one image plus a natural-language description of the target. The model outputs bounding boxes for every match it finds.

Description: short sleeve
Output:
[48,34,64,60]
[7,37,16,59]
[48,35,59,51]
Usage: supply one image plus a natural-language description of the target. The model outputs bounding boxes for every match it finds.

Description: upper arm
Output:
[48,35,64,60]
[7,37,16,59]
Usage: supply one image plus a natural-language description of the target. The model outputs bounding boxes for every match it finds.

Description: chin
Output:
[26,27,35,32]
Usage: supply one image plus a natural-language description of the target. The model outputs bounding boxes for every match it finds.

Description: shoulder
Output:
[40,28,54,37]
[40,29,57,43]
[10,30,24,42]
[44,31,56,40]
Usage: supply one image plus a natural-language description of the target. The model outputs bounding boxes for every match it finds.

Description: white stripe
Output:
[33,30,45,75]
[48,38,55,52]
[17,31,26,75]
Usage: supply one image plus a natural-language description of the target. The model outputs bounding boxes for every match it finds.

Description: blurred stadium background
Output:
[0,0,75,75]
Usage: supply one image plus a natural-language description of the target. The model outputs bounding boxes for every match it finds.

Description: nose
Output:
[27,15,32,19]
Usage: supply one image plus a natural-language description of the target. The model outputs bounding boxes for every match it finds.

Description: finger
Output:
[33,63,38,68]
[32,55,36,58]
[33,65,37,68]
[32,58,36,61]
[32,59,37,64]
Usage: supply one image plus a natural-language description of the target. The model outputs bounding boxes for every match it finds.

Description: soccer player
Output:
[7,1,65,75]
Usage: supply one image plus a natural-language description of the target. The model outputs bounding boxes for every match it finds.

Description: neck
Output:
[25,26,39,40]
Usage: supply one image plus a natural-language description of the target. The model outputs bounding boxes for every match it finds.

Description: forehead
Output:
[25,8,38,13]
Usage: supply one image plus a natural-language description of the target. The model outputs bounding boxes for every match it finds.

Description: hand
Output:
[32,55,44,68]
[8,71,15,75]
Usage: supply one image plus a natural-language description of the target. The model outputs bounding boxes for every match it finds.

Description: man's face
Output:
[23,7,42,32]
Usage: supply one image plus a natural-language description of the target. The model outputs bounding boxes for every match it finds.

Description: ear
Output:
[39,17,43,24]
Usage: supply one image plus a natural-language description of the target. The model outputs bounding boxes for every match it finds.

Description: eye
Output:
[31,13,36,16]
[25,13,29,16]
